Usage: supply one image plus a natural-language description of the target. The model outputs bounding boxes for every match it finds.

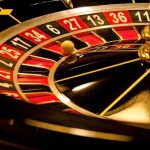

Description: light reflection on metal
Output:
[72,82,95,92]
[141,25,150,41]
[138,43,150,63]
[139,25,150,63]
[25,118,133,142]
[63,0,74,8]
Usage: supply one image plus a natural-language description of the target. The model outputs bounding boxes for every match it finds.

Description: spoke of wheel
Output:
[99,68,150,117]
[56,58,140,83]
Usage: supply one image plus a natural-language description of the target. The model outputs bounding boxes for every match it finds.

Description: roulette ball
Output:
[0,0,150,149]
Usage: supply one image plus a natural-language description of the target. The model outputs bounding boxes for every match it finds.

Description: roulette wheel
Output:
[0,0,150,149]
